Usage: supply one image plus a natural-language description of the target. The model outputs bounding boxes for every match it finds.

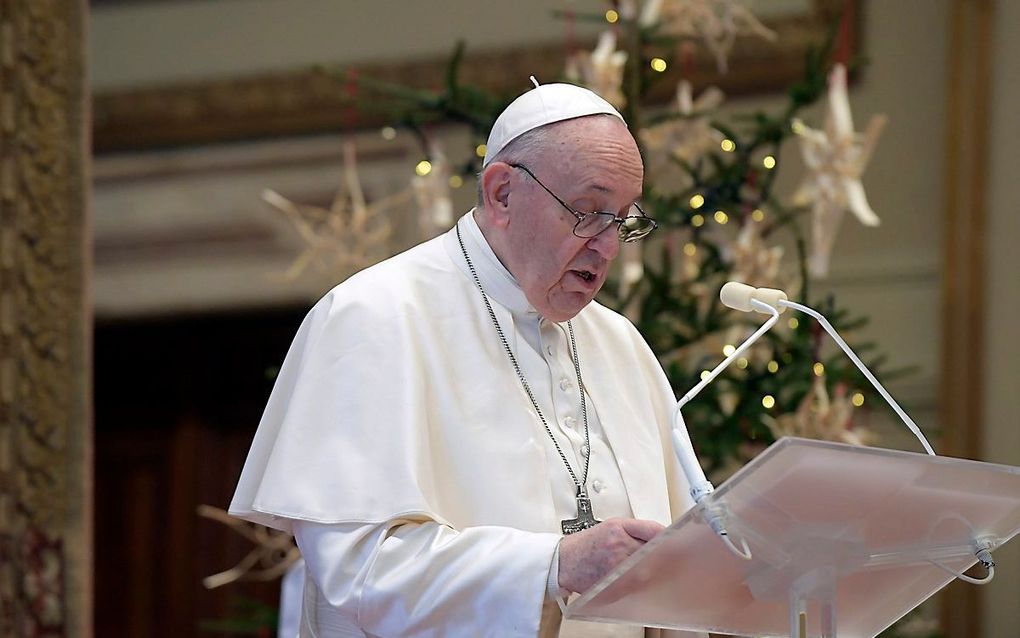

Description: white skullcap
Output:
[482,79,624,167]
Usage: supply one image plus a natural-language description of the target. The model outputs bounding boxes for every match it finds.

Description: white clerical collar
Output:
[444,210,538,317]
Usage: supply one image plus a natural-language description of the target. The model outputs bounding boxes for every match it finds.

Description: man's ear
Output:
[480,163,514,228]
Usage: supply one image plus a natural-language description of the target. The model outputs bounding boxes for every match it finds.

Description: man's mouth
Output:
[572,270,596,282]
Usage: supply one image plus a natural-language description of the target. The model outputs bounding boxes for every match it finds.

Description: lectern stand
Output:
[564,438,1020,637]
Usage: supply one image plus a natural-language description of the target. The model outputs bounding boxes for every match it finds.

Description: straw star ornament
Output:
[792,64,887,277]
[263,143,410,281]
[565,31,628,109]
[639,0,777,73]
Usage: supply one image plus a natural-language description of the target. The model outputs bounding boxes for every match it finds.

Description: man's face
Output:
[500,117,644,322]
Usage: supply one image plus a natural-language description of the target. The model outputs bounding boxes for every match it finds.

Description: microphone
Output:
[719,282,788,314]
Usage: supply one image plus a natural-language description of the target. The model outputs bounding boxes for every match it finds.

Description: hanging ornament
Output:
[729,216,784,290]
[639,0,777,74]
[411,141,454,238]
[198,505,299,590]
[564,30,628,109]
[640,80,725,195]
[263,142,411,282]
[791,64,887,277]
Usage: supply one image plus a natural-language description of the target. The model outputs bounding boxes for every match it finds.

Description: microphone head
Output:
[720,282,789,314]
[720,282,756,312]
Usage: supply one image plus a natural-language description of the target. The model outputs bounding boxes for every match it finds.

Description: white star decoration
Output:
[263,142,410,281]
[792,64,887,277]
[638,0,777,74]
[565,30,628,109]
[640,80,725,195]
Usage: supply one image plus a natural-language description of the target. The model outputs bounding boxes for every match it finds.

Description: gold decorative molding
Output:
[0,0,92,636]
[940,0,994,635]
[92,0,854,153]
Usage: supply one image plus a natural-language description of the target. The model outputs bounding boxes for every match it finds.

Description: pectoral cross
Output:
[561,489,601,535]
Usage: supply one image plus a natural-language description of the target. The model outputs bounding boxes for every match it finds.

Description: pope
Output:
[231,81,699,638]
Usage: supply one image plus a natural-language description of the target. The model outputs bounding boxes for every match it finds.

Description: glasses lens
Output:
[619,215,657,242]
[573,212,617,238]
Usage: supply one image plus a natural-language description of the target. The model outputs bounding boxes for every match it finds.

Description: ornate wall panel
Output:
[0,1,91,636]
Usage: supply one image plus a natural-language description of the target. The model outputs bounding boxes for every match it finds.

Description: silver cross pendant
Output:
[561,490,601,535]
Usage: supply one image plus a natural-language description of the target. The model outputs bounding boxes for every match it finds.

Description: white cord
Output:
[778,300,937,456]
[929,559,995,585]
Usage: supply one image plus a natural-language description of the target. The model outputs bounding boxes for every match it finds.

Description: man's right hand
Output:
[557,518,665,594]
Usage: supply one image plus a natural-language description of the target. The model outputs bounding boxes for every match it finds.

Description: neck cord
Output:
[456,224,593,495]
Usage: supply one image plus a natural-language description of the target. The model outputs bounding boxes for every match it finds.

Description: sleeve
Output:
[294,519,564,638]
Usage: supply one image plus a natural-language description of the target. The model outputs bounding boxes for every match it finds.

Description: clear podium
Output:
[564,438,1020,637]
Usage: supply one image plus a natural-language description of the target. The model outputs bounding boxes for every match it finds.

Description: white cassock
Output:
[231,211,701,637]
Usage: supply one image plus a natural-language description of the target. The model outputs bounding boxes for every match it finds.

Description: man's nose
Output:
[586,223,621,260]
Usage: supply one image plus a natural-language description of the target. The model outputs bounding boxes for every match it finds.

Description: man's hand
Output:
[557,518,665,594]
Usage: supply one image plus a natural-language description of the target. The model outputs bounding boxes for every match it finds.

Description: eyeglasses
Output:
[508,163,658,242]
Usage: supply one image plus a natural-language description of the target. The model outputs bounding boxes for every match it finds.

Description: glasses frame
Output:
[507,163,657,242]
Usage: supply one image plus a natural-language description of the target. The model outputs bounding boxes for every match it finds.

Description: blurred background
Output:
[2,0,1017,636]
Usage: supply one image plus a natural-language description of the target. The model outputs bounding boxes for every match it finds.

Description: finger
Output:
[619,518,665,542]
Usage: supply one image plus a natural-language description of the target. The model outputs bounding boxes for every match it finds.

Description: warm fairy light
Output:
[700,370,711,380]
[763,155,777,169]
[762,395,776,409]
[767,360,779,373]
[692,214,705,227]
[415,160,433,176]
[723,344,736,356]
[475,144,487,158]
[380,126,397,141]
[752,208,765,222]
[683,242,697,256]
[791,119,807,135]
[714,210,729,224]
[720,139,736,152]
[689,193,705,209]
[605,9,619,23]
[736,357,749,369]
[813,362,825,377]
[650,57,668,73]
[788,317,799,330]
[449,175,464,188]
[852,392,865,407]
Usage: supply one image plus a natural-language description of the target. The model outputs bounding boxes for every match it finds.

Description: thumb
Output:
[620,518,665,543]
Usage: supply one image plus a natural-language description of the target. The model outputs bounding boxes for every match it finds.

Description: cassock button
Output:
[564,416,577,429]
[592,480,604,494]
[580,444,590,457]
[546,345,554,356]
[559,378,572,391]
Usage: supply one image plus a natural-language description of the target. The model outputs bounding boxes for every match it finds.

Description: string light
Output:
[683,242,697,256]
[475,144,487,158]
[692,214,705,227]
[700,370,711,380]
[723,344,736,356]
[813,362,825,377]
[650,58,668,73]
[767,360,779,373]
[736,357,749,369]
[852,392,865,407]
[788,317,799,330]
[415,160,433,176]
[791,119,808,135]
[714,210,729,224]
[605,9,619,23]
[752,208,765,222]
[720,139,736,152]
[763,155,777,169]
[380,126,397,141]
[448,175,464,188]
[689,194,705,209]
[762,395,776,409]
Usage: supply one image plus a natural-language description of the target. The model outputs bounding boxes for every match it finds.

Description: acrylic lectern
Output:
[564,437,1020,638]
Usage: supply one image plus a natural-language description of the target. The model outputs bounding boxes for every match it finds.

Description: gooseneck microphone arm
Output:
[670,282,938,560]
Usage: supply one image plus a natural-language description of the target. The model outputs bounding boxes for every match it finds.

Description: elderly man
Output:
[230,82,696,637]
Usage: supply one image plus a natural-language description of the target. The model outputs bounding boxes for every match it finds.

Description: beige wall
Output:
[89,0,1018,634]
